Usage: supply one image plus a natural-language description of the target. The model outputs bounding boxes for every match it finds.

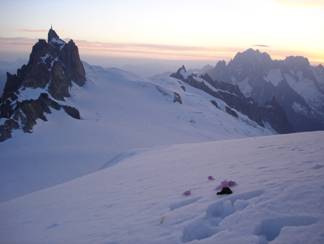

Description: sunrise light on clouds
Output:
[0,0,323,64]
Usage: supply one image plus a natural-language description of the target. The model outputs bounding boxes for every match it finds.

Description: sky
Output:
[0,0,324,73]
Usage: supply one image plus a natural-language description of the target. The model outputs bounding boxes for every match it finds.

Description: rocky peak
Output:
[48,27,61,43]
[205,49,324,132]
[178,65,187,74]
[283,56,310,71]
[171,65,292,134]
[59,40,86,86]
[228,49,272,78]
[0,28,85,141]
[171,65,191,80]
[231,49,272,65]
[207,60,231,82]
[215,60,226,69]
[3,27,86,100]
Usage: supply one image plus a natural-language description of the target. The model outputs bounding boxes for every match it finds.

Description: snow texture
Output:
[1,131,324,244]
[265,69,283,86]
[0,65,272,202]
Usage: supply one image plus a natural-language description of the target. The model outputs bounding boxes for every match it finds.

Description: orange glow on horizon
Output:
[0,37,323,65]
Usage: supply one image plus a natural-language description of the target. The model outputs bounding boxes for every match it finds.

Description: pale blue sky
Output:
[0,0,324,63]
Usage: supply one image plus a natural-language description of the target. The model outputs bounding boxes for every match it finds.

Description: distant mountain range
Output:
[171,65,291,133]
[1,28,324,202]
[204,48,324,132]
[1,29,324,143]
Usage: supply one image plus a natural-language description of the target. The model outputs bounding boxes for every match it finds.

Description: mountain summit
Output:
[206,49,324,132]
[48,26,60,43]
[0,28,86,141]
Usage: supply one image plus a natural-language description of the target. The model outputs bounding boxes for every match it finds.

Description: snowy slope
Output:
[0,64,272,202]
[1,131,323,244]
[283,71,324,116]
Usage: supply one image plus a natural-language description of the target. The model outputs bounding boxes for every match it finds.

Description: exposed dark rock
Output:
[206,48,324,132]
[173,92,182,104]
[2,28,86,101]
[171,66,293,133]
[225,106,238,118]
[63,105,81,119]
[2,73,22,100]
[259,96,291,133]
[48,62,71,100]
[59,40,86,86]
[0,119,19,141]
[210,100,219,108]
[48,27,60,42]
[0,28,85,142]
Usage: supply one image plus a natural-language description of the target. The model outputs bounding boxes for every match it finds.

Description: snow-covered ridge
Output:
[0,63,273,202]
[171,65,292,133]
[1,131,323,244]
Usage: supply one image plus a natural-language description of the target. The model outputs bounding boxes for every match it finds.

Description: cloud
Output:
[0,37,241,61]
[253,44,270,48]
[17,28,48,33]
[0,37,322,64]
[0,37,36,51]
[64,39,240,60]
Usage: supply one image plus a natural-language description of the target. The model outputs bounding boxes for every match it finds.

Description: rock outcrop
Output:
[171,66,292,133]
[206,49,324,132]
[0,28,85,141]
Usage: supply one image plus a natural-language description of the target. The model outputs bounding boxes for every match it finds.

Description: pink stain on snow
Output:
[216,180,237,190]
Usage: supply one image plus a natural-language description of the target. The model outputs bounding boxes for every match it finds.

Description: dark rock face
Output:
[0,28,85,142]
[0,119,19,141]
[173,92,182,104]
[206,49,324,132]
[259,97,291,133]
[59,40,86,86]
[210,100,219,108]
[2,28,85,101]
[48,28,60,42]
[225,106,238,118]
[171,66,292,133]
[62,105,81,119]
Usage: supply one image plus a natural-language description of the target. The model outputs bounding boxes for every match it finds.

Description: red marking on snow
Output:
[216,180,237,190]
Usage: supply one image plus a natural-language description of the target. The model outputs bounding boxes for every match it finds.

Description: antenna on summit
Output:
[50,24,53,30]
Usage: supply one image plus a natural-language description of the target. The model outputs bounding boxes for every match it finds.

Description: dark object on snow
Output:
[173,92,182,104]
[208,176,215,181]
[217,187,233,195]
[183,190,191,196]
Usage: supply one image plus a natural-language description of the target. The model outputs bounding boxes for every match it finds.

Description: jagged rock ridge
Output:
[205,49,324,132]
[171,66,292,133]
[0,28,85,141]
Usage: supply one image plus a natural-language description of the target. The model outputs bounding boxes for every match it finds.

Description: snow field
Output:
[1,131,323,243]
